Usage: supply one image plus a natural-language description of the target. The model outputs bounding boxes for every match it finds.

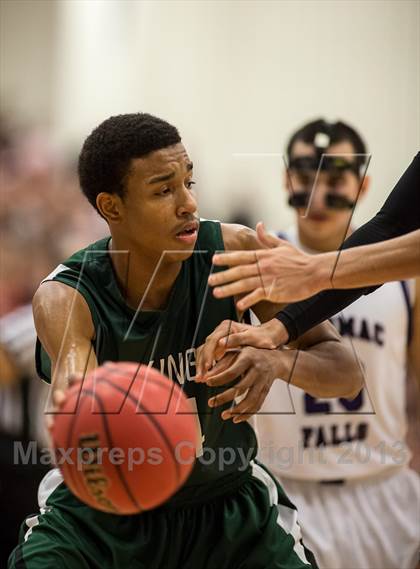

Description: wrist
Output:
[312,252,335,292]
[272,344,293,381]
[265,318,289,347]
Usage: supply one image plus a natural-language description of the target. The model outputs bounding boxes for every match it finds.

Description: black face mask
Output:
[288,191,355,210]
[286,155,360,211]
[288,155,362,177]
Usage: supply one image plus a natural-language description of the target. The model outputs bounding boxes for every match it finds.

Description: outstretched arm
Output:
[209,226,420,308]
[209,152,420,341]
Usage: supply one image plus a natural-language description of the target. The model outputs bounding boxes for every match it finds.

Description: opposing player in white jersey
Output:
[257,119,420,569]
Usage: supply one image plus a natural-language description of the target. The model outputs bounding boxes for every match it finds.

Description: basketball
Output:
[51,362,198,515]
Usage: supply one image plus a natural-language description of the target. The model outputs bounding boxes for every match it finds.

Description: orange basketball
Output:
[52,362,198,514]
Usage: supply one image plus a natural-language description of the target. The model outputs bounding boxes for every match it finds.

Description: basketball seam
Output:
[79,388,143,513]
[96,377,182,484]
[96,365,177,415]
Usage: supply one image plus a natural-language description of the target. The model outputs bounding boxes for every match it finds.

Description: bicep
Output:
[33,282,97,389]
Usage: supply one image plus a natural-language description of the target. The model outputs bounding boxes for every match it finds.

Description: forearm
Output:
[51,344,97,394]
[314,230,420,290]
[276,340,363,399]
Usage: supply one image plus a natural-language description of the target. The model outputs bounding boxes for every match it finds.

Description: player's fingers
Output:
[209,322,261,362]
[222,380,260,421]
[203,350,240,379]
[45,413,54,432]
[226,381,268,423]
[236,287,266,311]
[212,250,259,267]
[256,222,282,249]
[53,388,66,408]
[208,264,258,287]
[196,320,241,378]
[219,329,279,350]
[196,329,227,379]
[45,387,66,434]
[205,352,250,386]
[208,379,250,409]
[212,276,263,299]
[216,332,249,350]
[195,342,220,381]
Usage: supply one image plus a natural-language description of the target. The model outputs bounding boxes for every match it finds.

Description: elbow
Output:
[340,345,365,398]
[332,355,364,399]
[317,376,363,400]
[341,378,363,400]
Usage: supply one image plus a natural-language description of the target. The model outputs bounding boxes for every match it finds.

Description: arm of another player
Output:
[32,281,98,413]
[195,224,363,422]
[209,225,420,309]
[199,321,363,423]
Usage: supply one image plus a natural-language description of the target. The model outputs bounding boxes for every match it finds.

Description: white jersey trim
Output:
[251,461,309,565]
[41,264,70,284]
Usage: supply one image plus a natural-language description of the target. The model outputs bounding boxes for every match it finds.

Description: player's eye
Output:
[157,188,171,196]
[185,180,196,190]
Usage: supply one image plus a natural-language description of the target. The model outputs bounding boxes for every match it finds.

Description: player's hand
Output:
[203,346,282,423]
[195,318,288,381]
[195,320,250,380]
[209,222,326,310]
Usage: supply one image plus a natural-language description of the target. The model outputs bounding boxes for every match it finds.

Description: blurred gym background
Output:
[1,0,419,311]
[1,1,419,307]
[0,0,419,562]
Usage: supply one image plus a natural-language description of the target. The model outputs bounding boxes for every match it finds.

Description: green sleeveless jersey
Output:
[36,220,258,506]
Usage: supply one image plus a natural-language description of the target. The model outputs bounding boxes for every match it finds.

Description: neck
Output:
[109,235,182,310]
[297,225,354,253]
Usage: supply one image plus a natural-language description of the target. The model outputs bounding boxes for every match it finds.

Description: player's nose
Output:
[177,185,198,216]
[309,182,328,212]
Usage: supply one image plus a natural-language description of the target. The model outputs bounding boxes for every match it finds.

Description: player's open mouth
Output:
[175,221,199,244]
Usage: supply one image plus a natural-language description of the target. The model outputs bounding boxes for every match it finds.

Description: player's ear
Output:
[96,192,123,223]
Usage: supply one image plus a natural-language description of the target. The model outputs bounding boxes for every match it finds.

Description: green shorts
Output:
[9,462,317,569]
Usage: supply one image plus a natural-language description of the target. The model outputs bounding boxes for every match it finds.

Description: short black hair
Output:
[78,113,181,211]
[286,118,367,172]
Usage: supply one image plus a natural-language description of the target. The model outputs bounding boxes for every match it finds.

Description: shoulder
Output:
[50,237,110,273]
[220,223,258,251]
[196,219,257,252]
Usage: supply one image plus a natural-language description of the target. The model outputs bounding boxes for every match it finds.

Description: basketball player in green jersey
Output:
[9,114,362,569]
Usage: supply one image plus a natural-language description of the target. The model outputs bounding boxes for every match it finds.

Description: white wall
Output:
[2,0,419,230]
[0,0,57,126]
